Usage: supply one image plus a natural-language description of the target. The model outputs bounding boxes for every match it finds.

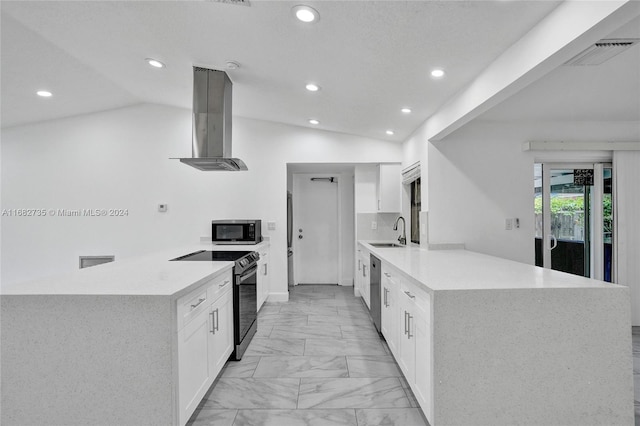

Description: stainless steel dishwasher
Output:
[370,254,382,333]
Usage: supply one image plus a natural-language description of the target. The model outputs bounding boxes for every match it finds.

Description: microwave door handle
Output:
[236,265,258,285]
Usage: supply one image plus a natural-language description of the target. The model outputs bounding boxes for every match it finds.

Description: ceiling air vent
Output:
[564,38,640,66]
[207,0,251,6]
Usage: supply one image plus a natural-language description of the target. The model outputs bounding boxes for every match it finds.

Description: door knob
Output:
[298,235,303,239]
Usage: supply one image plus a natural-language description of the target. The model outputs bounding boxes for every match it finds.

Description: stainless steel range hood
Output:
[176,67,247,171]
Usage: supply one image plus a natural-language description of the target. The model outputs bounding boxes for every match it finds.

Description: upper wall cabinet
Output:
[355,164,378,212]
[377,164,402,213]
[355,163,402,213]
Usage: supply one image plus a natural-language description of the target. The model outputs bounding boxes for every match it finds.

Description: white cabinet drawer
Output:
[400,278,431,319]
[178,288,209,329]
[177,270,232,330]
[207,271,233,304]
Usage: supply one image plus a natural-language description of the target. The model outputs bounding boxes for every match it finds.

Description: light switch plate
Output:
[267,221,276,230]
[158,204,168,213]
[371,221,377,230]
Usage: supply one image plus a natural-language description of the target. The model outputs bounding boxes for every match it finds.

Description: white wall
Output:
[1,103,402,298]
[411,120,640,264]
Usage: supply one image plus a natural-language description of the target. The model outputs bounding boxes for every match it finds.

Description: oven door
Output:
[235,265,258,344]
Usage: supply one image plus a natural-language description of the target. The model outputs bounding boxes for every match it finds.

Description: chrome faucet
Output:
[393,216,407,245]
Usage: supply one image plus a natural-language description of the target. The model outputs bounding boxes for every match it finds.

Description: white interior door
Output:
[293,174,339,285]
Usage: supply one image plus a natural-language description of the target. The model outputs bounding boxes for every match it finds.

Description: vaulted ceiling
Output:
[1,0,564,141]
[2,1,638,142]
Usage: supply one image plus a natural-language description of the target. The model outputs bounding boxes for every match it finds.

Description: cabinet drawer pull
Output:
[219,280,230,288]
[404,291,415,299]
[190,297,206,310]
[384,272,391,277]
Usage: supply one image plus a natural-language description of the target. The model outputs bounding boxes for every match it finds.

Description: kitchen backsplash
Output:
[356,213,402,241]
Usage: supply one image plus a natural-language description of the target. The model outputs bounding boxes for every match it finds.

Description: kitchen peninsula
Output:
[359,241,633,426]
[1,243,268,426]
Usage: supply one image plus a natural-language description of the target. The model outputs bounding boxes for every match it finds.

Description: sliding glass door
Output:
[534,163,613,282]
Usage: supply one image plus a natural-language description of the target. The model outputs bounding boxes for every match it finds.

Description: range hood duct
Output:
[177,67,247,171]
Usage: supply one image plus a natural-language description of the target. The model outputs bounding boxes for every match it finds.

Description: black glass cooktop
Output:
[171,250,252,262]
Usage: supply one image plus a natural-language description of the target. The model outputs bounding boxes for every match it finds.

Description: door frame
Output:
[291,172,343,286]
[539,162,612,281]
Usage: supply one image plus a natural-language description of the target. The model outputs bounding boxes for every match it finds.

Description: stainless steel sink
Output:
[369,243,404,248]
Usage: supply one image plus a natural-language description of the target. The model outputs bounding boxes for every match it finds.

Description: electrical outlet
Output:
[371,221,377,230]
[267,221,276,230]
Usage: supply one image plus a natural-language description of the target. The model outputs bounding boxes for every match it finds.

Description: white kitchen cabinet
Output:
[397,278,432,423]
[178,299,214,424]
[377,163,402,213]
[355,164,378,212]
[354,163,401,213]
[355,249,363,296]
[381,266,399,357]
[257,244,270,310]
[177,270,234,426]
[209,287,234,375]
[358,249,371,308]
[413,304,432,419]
[397,290,415,377]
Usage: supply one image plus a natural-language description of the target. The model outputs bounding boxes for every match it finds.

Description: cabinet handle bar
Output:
[190,298,206,310]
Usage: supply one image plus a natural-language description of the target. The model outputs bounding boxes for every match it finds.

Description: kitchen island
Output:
[0,244,266,426]
[359,241,633,426]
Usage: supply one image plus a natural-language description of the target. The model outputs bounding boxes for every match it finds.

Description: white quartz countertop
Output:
[1,242,269,297]
[359,241,623,292]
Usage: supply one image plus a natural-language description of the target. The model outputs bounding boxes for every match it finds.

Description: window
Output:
[410,177,421,244]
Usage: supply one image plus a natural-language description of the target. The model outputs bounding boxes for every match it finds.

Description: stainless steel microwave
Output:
[211,220,262,245]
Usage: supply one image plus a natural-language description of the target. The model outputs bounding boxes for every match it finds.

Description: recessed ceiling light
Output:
[309,119,320,125]
[401,108,412,114]
[305,83,320,92]
[293,5,319,23]
[386,130,395,135]
[226,61,240,70]
[431,69,445,78]
[36,90,52,97]
[146,58,165,68]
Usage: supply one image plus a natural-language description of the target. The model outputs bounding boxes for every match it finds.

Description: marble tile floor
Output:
[187,284,428,426]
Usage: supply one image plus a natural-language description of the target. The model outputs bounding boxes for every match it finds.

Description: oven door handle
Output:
[236,265,258,285]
